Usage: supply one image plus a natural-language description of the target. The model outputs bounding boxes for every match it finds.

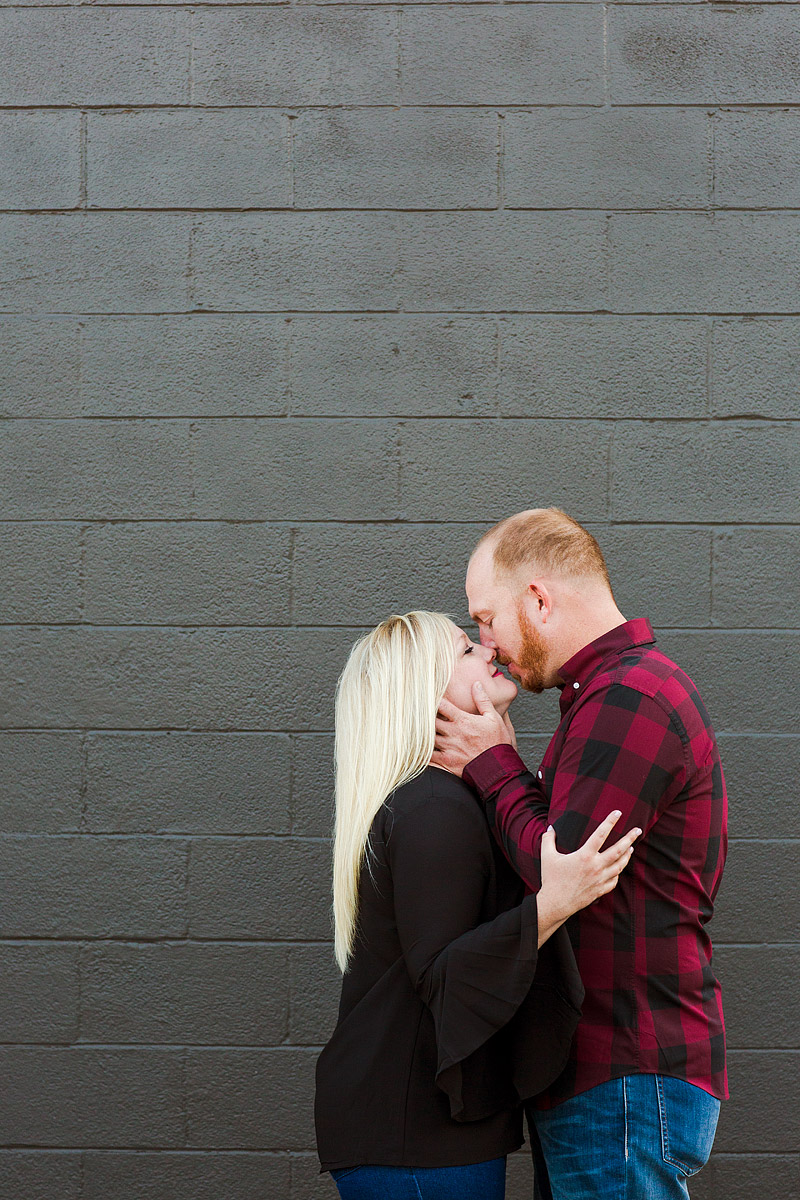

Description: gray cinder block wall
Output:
[1,2,799,1197]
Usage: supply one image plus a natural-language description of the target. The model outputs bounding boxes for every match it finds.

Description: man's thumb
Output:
[472,680,497,715]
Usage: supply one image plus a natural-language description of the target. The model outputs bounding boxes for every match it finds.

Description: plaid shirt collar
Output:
[557,617,656,716]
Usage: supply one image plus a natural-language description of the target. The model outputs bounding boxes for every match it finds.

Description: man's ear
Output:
[527,579,553,624]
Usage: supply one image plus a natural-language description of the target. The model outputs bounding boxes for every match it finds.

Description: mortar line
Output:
[78,112,88,209]
[602,4,610,109]
[188,8,195,106]
[286,112,297,208]
[709,527,715,626]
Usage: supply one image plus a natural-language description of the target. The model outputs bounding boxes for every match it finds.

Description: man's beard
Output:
[513,600,549,693]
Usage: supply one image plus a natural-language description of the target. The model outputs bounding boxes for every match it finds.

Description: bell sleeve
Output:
[387,774,541,1121]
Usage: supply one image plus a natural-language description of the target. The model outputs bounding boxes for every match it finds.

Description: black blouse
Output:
[314,767,584,1173]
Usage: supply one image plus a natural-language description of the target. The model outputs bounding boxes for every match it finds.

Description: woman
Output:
[315,612,639,1199]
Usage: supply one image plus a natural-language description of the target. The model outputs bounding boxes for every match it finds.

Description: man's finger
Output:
[436,697,461,721]
[472,680,499,717]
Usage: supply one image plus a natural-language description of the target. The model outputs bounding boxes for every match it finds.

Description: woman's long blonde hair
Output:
[332,611,456,972]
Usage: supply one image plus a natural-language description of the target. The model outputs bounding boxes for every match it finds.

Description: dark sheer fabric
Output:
[315,767,583,1173]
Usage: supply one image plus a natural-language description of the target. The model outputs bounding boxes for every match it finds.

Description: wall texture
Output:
[1,2,799,1198]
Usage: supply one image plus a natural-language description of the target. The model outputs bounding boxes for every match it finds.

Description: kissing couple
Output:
[315,507,728,1200]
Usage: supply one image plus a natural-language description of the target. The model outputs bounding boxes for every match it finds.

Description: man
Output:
[433,508,727,1200]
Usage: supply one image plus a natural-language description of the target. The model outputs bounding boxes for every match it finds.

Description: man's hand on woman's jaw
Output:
[432,682,517,778]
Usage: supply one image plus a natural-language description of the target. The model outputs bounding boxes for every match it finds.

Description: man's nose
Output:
[478,626,496,649]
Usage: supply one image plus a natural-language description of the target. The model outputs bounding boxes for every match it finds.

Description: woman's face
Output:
[443,622,518,716]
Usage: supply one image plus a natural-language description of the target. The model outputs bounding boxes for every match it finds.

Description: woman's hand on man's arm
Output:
[535,811,641,948]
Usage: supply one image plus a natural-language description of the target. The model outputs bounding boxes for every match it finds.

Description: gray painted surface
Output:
[0,2,798,1197]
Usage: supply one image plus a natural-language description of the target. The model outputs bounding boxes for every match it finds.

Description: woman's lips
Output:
[492,668,503,677]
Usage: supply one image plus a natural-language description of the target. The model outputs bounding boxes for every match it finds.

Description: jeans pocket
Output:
[656,1075,721,1176]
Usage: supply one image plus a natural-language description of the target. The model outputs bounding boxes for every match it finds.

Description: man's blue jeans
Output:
[330,1157,506,1199]
[531,1074,720,1200]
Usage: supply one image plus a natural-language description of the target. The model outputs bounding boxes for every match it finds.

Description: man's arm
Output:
[466,683,688,893]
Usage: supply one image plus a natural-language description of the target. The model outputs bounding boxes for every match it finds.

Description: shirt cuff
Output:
[463,744,528,800]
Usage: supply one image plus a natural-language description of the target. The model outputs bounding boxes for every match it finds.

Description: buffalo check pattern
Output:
[464,618,728,1108]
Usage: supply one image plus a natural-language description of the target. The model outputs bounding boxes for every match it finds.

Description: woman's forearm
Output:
[535,881,570,949]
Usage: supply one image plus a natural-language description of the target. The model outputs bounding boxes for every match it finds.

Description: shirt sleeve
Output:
[387,776,540,1121]
[464,684,689,893]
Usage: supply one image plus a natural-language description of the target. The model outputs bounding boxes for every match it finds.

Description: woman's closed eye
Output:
[464,645,474,655]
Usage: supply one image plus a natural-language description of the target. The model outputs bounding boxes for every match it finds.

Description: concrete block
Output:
[291,1155,339,1200]
[0,1047,184,1146]
[291,734,335,837]
[399,212,606,311]
[186,1047,318,1149]
[0,628,195,728]
[83,1153,291,1200]
[81,943,289,1044]
[711,319,800,419]
[0,732,82,833]
[692,1155,800,1200]
[80,315,290,418]
[661,631,800,736]
[611,422,800,522]
[193,213,399,312]
[0,419,192,521]
[401,7,603,104]
[715,1052,800,1152]
[498,317,708,418]
[711,841,799,944]
[0,214,190,313]
[0,944,79,1042]
[0,1153,80,1200]
[609,7,800,104]
[715,110,800,208]
[0,112,80,209]
[399,419,610,522]
[289,945,340,1044]
[192,9,399,105]
[0,522,81,622]
[87,111,290,209]
[293,110,498,209]
[191,418,399,520]
[0,835,187,936]
[0,626,353,730]
[504,108,709,209]
[188,837,331,939]
[0,835,187,937]
[83,522,292,625]
[0,318,81,418]
[85,732,291,835]
[610,213,800,314]
[0,8,189,105]
[293,523,484,626]
[715,735,800,840]
[714,947,800,1049]
[598,525,712,628]
[179,628,353,733]
[289,315,497,418]
[712,529,800,628]
[506,1151,534,1200]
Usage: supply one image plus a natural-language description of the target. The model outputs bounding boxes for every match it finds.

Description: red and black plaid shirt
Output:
[464,618,728,1108]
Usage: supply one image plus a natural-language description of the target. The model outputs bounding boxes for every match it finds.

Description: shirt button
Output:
[537,770,543,780]
[573,681,580,690]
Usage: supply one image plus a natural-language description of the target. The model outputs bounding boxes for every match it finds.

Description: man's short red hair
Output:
[475,507,612,590]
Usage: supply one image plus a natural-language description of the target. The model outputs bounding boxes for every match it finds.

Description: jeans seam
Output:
[408,1170,425,1200]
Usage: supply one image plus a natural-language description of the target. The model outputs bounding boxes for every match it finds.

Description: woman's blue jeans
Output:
[330,1156,506,1199]
[531,1073,720,1200]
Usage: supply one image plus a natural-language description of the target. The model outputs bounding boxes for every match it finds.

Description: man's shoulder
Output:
[586,644,715,743]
